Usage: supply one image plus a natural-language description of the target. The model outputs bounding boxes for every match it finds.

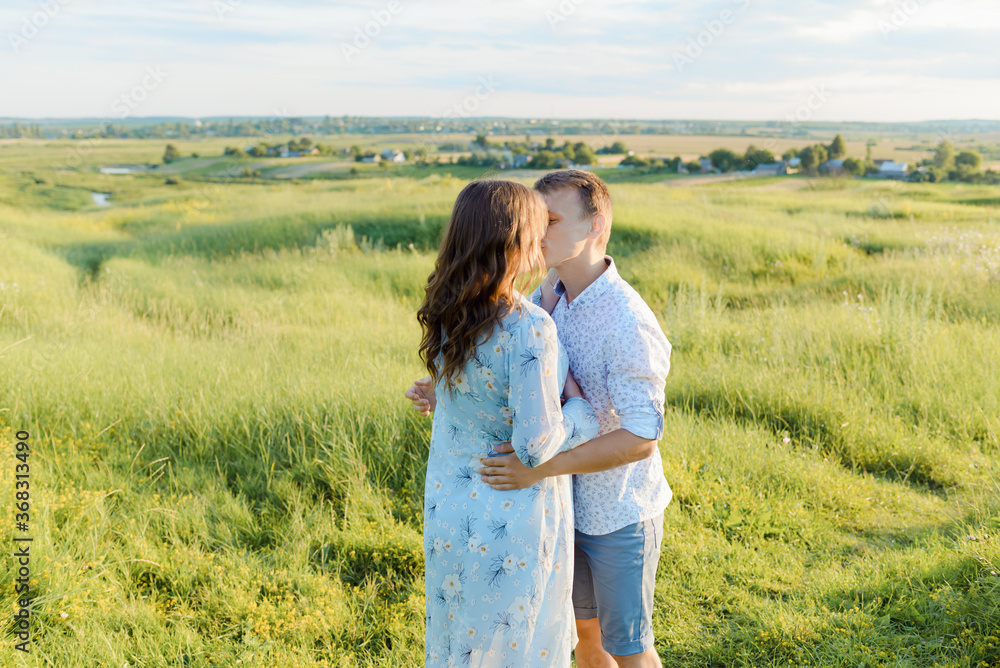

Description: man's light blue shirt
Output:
[532,256,673,535]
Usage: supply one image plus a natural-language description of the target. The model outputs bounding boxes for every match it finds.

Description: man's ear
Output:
[589,212,607,240]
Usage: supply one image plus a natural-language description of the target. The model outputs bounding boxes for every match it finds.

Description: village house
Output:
[878,160,908,179]
[820,159,846,176]
[754,161,788,176]
[381,148,406,162]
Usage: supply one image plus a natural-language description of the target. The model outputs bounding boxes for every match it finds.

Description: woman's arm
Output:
[505,315,598,469]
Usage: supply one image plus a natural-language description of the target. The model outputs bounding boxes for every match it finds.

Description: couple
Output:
[405,170,672,667]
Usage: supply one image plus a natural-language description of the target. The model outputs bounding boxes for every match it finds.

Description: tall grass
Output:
[2,142,1000,666]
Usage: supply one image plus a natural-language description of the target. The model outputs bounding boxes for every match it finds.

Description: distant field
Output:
[2,140,1000,666]
[7,132,997,174]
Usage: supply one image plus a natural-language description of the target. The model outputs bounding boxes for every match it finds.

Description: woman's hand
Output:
[404,376,436,416]
[563,369,584,402]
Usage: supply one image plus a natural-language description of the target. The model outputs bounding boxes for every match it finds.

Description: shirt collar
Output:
[553,255,618,310]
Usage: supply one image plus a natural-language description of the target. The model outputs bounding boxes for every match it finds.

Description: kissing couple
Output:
[406,170,672,667]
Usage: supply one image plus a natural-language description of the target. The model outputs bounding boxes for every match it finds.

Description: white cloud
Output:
[0,0,996,120]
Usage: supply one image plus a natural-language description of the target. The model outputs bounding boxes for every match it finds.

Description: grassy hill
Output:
[2,140,1000,667]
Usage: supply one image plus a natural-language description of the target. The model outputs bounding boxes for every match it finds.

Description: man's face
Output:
[540,188,594,269]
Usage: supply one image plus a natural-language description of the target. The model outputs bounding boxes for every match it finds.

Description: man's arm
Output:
[478,428,657,491]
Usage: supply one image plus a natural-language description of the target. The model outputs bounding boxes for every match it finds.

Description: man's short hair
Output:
[533,169,614,249]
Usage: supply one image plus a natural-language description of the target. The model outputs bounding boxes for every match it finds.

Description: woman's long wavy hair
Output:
[417,179,547,392]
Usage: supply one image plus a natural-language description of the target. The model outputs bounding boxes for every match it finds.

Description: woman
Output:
[416,179,599,667]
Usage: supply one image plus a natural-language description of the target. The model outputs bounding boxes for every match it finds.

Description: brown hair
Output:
[533,169,614,248]
[417,179,546,392]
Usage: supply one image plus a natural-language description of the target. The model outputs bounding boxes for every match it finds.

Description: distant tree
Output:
[248,144,269,158]
[474,134,490,148]
[827,134,847,159]
[610,140,628,154]
[843,157,864,176]
[813,144,829,165]
[684,160,702,173]
[955,150,982,170]
[781,148,801,161]
[933,140,955,169]
[572,143,598,166]
[619,154,649,168]
[544,137,556,151]
[163,144,181,164]
[223,146,245,157]
[709,148,741,173]
[799,145,828,173]
[743,145,775,170]
[865,139,876,163]
[532,150,558,169]
[349,145,363,157]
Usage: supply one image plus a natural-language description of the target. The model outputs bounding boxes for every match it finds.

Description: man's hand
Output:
[478,442,545,490]
[404,376,436,416]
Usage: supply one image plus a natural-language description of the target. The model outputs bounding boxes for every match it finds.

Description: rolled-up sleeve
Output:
[605,317,671,440]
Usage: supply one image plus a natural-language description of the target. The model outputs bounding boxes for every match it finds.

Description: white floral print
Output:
[424,296,599,667]
[531,256,673,536]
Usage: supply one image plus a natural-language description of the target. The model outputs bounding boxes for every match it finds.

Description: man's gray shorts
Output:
[572,511,664,656]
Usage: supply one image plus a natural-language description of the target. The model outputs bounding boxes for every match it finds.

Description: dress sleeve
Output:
[507,313,598,468]
[528,285,543,308]
[605,317,671,441]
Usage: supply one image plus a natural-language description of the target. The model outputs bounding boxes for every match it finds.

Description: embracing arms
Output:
[477,427,657,491]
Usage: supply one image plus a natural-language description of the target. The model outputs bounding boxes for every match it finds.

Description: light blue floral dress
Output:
[423,295,599,668]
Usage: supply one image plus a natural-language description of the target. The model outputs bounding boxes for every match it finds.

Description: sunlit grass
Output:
[2,142,1000,666]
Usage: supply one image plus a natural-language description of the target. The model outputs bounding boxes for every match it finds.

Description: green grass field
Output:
[2,139,1000,667]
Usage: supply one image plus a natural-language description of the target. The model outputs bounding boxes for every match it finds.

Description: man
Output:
[406,170,672,668]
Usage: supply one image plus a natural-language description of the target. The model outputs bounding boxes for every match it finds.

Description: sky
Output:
[1,0,997,122]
